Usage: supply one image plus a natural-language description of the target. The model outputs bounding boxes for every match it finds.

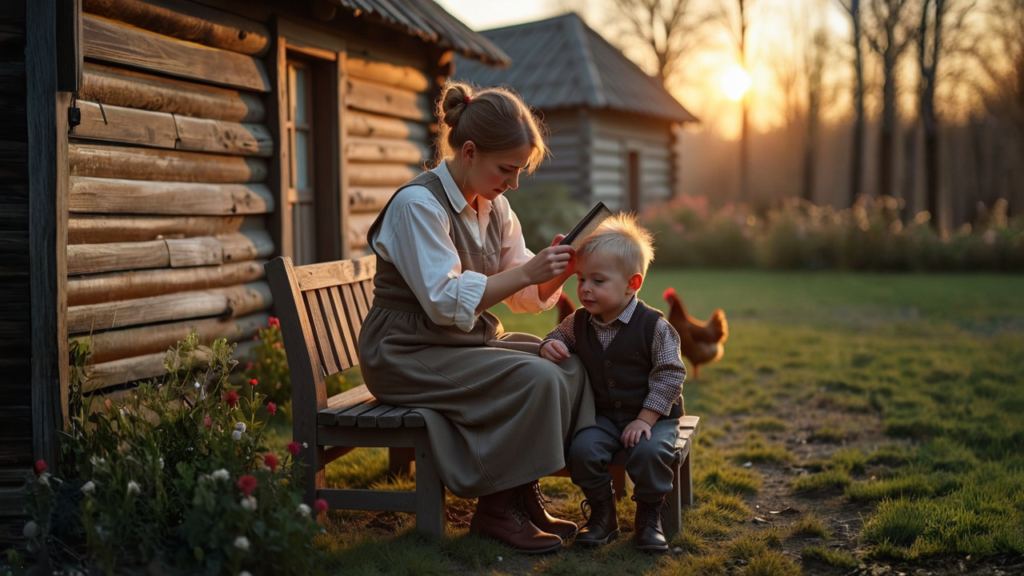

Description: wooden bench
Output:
[265,255,445,538]
[266,254,700,539]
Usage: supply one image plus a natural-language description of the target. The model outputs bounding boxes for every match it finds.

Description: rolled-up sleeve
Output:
[496,198,561,313]
[374,191,486,332]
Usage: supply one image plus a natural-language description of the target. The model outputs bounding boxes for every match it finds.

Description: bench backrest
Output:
[264,255,376,417]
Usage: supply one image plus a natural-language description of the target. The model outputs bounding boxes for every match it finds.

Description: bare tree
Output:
[802,28,834,202]
[864,0,918,199]
[606,0,707,87]
[837,0,867,205]
[976,1,1024,141]
[709,0,753,201]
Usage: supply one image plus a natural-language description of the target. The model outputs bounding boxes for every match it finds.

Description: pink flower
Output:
[315,499,329,513]
[203,415,212,428]
[248,379,258,387]
[245,362,254,371]
[34,460,47,476]
[286,442,301,455]
[237,475,257,497]
[224,391,239,408]
[263,454,279,473]
[267,402,277,416]
[268,317,281,329]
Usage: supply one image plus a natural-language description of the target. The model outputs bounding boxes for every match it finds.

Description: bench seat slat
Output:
[403,410,425,427]
[378,406,413,428]
[319,387,375,425]
[357,403,398,428]
[337,400,382,426]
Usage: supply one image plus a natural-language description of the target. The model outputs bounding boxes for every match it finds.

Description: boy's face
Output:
[575,255,642,323]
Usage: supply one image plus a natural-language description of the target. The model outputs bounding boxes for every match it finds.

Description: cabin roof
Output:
[453,13,697,123]
[329,0,511,66]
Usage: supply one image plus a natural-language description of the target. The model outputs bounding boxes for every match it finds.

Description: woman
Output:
[358,82,594,554]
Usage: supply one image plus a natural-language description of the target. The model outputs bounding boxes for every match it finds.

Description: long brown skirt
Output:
[358,306,596,498]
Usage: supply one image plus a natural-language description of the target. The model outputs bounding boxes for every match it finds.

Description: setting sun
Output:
[721,65,752,101]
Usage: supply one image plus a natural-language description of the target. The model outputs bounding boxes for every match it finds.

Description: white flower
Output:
[158,457,164,469]
[231,430,243,441]
[302,442,308,448]
[194,380,201,389]
[234,422,246,433]
[127,480,141,495]
[241,496,257,511]
[234,536,250,551]
[240,572,253,576]
[212,469,230,481]
[297,503,311,517]
[37,473,50,487]
[90,456,106,467]
[81,481,96,495]
[22,521,39,539]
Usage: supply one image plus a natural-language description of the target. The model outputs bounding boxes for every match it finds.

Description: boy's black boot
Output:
[574,484,618,546]
[632,495,668,552]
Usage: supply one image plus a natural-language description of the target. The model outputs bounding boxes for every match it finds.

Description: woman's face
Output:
[461,144,533,204]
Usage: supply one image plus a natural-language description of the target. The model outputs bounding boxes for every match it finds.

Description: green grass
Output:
[266,269,1024,573]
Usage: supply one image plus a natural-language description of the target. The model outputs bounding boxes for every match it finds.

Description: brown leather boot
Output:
[574,486,618,546]
[632,495,668,552]
[521,480,577,539]
[469,486,563,554]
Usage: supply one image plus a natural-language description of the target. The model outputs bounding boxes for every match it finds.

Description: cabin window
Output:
[287,60,316,265]
[627,150,641,211]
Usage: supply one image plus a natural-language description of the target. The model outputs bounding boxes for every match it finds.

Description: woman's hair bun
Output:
[440,83,472,129]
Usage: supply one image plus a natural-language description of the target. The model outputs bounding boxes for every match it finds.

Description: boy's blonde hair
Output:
[576,213,655,278]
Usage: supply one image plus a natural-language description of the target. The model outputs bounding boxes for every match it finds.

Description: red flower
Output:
[34,460,47,476]
[203,415,212,428]
[286,442,301,455]
[248,379,258,387]
[224,391,239,407]
[263,453,279,473]
[315,499,329,513]
[237,475,257,497]
[268,317,280,329]
[245,361,254,371]
[267,402,277,416]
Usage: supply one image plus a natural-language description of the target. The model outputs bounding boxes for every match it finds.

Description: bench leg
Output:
[413,431,445,539]
[664,459,682,537]
[388,447,414,477]
[611,466,627,500]
[680,450,693,507]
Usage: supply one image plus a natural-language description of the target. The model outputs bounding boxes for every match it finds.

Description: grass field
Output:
[277,269,1024,575]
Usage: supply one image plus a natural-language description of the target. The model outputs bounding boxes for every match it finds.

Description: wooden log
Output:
[80,62,264,122]
[346,77,429,123]
[69,143,268,183]
[166,236,222,267]
[69,177,274,215]
[68,281,272,334]
[346,136,427,164]
[349,186,394,213]
[174,115,273,157]
[68,214,249,244]
[346,110,428,141]
[68,259,266,306]
[346,57,429,92]
[68,239,169,275]
[72,311,268,364]
[82,15,270,92]
[82,0,270,56]
[75,100,178,148]
[348,162,419,187]
[218,230,274,262]
[347,213,377,250]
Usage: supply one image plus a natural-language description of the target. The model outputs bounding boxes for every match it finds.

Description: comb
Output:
[559,202,612,250]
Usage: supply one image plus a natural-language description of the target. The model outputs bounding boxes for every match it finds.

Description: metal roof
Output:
[329,0,511,66]
[453,13,697,123]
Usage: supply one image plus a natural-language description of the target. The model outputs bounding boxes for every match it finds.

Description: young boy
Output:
[540,213,686,552]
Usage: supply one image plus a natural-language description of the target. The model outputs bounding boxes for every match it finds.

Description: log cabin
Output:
[454,13,698,211]
[0,0,507,538]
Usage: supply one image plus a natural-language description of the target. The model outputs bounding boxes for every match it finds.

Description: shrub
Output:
[505,182,590,253]
[16,333,325,575]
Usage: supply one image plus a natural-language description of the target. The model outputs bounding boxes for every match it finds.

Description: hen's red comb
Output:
[663,287,677,301]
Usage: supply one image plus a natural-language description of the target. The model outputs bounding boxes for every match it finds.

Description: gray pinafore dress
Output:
[358,171,595,498]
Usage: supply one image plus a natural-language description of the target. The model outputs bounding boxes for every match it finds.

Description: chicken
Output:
[557,292,577,324]
[663,288,728,380]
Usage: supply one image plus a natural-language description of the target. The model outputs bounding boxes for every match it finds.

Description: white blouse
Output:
[369,161,561,332]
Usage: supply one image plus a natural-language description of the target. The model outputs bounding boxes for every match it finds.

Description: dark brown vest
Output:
[574,299,683,424]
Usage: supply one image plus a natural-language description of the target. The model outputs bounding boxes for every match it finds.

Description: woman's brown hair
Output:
[435,81,549,174]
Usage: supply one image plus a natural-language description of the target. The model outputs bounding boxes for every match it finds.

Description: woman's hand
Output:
[522,243,575,285]
[621,419,652,448]
[540,340,571,363]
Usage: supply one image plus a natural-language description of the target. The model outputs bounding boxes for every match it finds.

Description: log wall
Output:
[72,2,276,395]
[590,111,675,211]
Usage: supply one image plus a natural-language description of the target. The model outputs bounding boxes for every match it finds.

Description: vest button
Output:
[604,360,612,368]
[614,401,622,408]
[608,379,615,387]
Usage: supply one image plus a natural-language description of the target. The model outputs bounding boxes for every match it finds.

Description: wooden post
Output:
[268,23,291,260]
[56,0,82,92]
[337,48,350,257]
[27,0,71,467]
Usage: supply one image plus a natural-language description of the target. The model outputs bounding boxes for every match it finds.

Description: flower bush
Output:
[641,195,1024,271]
[14,333,325,575]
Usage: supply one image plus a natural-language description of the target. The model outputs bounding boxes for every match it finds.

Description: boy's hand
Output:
[621,419,652,448]
[540,340,570,363]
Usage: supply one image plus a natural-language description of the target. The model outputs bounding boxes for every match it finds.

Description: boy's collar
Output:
[591,296,639,325]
